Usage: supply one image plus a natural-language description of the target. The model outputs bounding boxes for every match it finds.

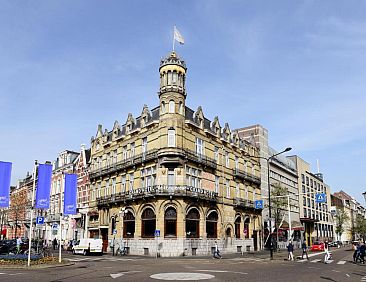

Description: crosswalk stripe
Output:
[311,259,321,263]
[337,260,346,264]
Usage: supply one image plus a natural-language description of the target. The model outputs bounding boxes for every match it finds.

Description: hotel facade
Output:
[87,51,262,257]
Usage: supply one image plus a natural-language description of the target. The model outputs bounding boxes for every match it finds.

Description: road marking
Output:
[337,260,346,264]
[325,260,334,264]
[311,259,321,263]
[197,270,247,275]
[150,273,215,280]
[110,271,142,279]
[345,274,350,277]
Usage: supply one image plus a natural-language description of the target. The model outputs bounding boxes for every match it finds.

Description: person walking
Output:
[53,237,57,250]
[301,241,309,260]
[16,237,22,253]
[213,241,221,259]
[324,241,330,263]
[359,242,365,264]
[287,240,294,261]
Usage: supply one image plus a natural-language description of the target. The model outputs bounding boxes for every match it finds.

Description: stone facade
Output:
[87,51,262,257]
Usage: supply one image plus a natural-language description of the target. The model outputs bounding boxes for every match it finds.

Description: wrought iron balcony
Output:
[234,168,261,185]
[96,185,218,206]
[184,149,217,170]
[233,198,255,208]
[89,149,158,180]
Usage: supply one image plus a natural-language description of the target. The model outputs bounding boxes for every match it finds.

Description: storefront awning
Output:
[279,220,304,231]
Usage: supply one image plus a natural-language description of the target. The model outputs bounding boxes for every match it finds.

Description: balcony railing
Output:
[234,168,261,185]
[184,149,217,170]
[90,149,158,180]
[234,198,255,208]
[96,185,218,206]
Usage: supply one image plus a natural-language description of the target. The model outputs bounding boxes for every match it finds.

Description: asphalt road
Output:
[0,247,365,281]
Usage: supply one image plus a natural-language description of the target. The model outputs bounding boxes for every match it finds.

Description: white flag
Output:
[174,26,185,45]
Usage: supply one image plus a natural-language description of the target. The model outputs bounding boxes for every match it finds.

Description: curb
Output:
[0,262,74,270]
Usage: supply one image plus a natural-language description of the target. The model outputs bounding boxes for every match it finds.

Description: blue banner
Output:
[35,163,52,209]
[64,173,77,215]
[0,161,12,208]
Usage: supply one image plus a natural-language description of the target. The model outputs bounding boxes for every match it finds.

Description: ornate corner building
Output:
[87,51,262,257]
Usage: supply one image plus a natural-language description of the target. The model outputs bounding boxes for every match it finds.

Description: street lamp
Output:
[267,147,292,260]
[119,207,127,247]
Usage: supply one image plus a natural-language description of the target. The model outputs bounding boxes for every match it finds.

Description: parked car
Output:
[328,241,338,247]
[72,238,103,256]
[311,241,324,251]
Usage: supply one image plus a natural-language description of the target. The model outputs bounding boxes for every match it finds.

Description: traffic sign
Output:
[52,223,59,230]
[113,229,117,235]
[254,200,264,209]
[315,193,326,203]
[36,216,45,225]
[154,230,160,237]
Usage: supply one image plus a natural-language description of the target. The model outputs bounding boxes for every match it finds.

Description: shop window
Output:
[164,207,177,238]
[244,218,250,239]
[206,211,218,238]
[123,211,135,238]
[186,208,200,238]
[141,208,156,238]
[235,216,241,238]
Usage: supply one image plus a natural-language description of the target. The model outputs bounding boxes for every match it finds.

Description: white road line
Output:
[337,260,346,264]
[311,259,321,263]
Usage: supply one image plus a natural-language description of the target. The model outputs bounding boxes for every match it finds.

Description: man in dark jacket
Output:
[301,241,309,260]
[287,241,294,261]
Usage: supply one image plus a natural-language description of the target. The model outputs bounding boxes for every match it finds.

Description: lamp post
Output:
[119,207,127,249]
[267,147,292,260]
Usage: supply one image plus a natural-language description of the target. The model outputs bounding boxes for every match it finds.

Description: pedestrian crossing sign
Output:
[255,200,264,209]
[315,193,326,203]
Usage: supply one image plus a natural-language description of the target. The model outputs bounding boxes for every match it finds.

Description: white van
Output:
[72,238,103,256]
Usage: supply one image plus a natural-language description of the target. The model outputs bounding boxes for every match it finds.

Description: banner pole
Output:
[59,173,64,263]
[28,160,38,267]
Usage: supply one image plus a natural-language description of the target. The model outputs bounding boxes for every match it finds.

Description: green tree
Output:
[270,183,288,249]
[352,214,366,241]
[334,207,349,241]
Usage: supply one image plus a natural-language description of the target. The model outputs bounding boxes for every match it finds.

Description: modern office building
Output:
[288,156,333,246]
[236,125,300,249]
[87,51,262,257]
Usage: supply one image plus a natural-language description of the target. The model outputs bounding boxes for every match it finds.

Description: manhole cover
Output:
[150,272,214,280]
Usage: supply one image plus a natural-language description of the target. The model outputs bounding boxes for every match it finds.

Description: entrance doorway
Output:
[100,228,108,253]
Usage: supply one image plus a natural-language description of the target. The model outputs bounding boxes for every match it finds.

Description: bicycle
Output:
[115,243,127,256]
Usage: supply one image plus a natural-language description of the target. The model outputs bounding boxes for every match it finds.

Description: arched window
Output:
[161,102,166,114]
[123,211,135,238]
[164,207,177,238]
[235,216,241,238]
[169,100,175,113]
[206,211,218,238]
[244,217,250,239]
[179,102,183,114]
[167,71,172,85]
[172,72,178,84]
[186,208,200,238]
[168,128,175,147]
[111,217,116,235]
[141,208,156,238]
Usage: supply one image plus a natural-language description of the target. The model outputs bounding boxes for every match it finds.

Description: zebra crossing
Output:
[66,256,141,262]
[297,258,348,265]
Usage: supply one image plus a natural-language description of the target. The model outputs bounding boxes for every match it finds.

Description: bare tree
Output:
[270,183,288,249]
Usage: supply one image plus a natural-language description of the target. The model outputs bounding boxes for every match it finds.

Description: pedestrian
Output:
[53,237,57,250]
[324,241,330,263]
[353,242,358,262]
[213,241,221,259]
[301,241,309,260]
[287,240,294,261]
[16,236,22,253]
[359,242,365,264]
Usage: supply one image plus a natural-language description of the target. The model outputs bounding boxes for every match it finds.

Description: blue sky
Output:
[1,1,365,204]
